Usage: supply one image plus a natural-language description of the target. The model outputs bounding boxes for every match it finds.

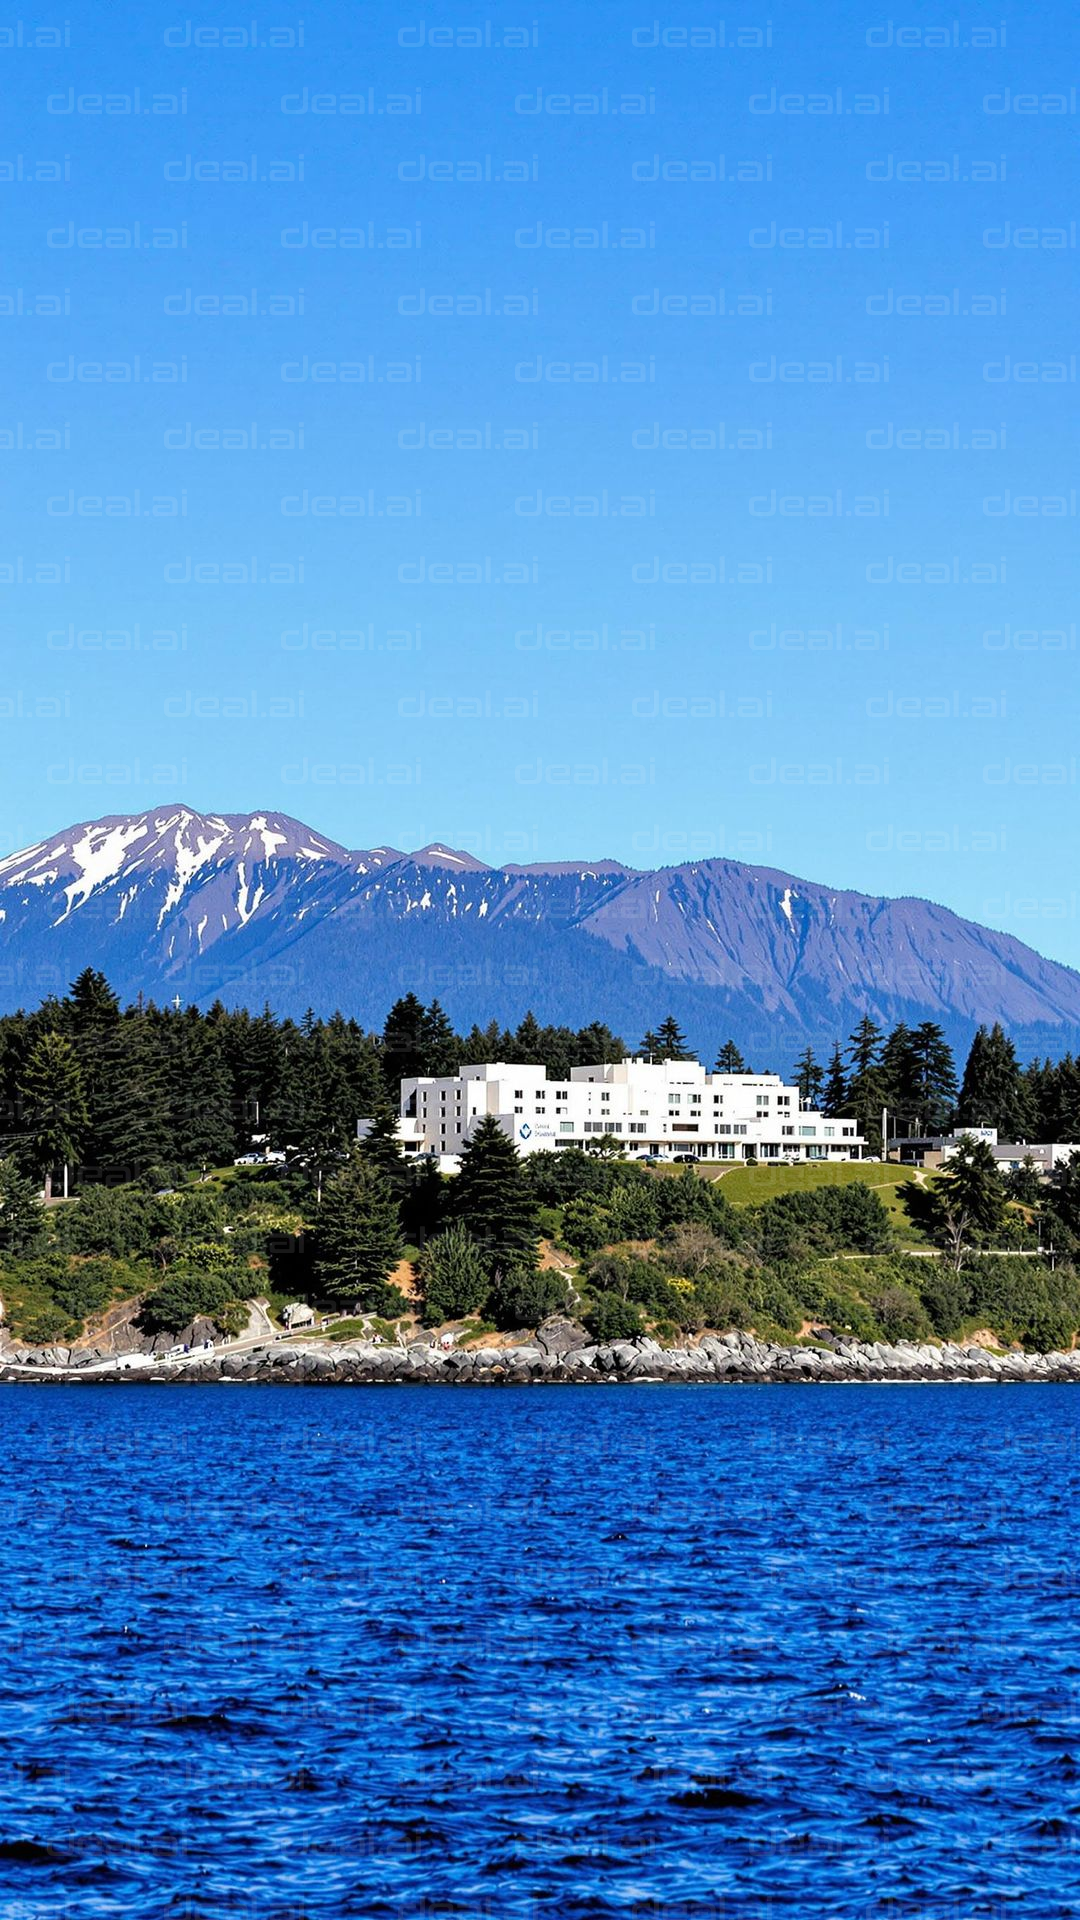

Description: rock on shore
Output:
[4,1328,1080,1387]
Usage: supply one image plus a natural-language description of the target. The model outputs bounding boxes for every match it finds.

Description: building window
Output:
[799,1126,816,1138]
[559,1121,574,1134]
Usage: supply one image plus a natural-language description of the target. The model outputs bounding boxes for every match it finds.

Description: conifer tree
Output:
[18,1031,89,1199]
[419,1222,488,1325]
[268,1023,353,1201]
[421,999,462,1077]
[357,1102,408,1200]
[715,1040,747,1075]
[94,1010,172,1181]
[903,1133,1006,1270]
[313,1151,402,1308]
[823,1043,847,1117]
[450,1115,539,1276]
[0,1157,43,1251]
[958,1023,1033,1139]
[381,993,428,1090]
[164,1011,235,1169]
[845,1016,886,1151]
[907,1021,958,1134]
[641,1015,693,1062]
[574,1022,625,1068]
[792,1045,824,1107]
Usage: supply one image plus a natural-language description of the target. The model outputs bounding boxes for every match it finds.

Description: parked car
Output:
[233,1152,262,1166]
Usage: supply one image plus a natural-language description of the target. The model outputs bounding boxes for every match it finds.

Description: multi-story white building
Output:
[373,1058,866,1164]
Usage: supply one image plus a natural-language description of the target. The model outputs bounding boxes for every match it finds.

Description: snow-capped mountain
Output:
[1,805,1079,1066]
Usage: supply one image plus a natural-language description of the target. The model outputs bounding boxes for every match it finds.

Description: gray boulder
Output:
[536,1315,590,1358]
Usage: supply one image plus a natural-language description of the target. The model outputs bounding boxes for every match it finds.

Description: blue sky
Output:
[2,0,1078,964]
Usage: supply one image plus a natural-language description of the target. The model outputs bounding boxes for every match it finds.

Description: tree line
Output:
[1,971,1078,1198]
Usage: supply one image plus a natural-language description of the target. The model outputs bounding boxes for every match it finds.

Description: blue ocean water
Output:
[1,1384,1077,1919]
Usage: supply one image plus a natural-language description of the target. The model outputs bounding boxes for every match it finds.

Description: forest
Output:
[1,971,1079,1356]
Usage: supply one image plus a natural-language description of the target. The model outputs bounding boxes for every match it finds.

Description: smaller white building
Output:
[364,1058,866,1164]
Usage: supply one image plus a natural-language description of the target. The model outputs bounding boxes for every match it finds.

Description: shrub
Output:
[870,1285,933,1344]
[585,1294,644,1342]
[559,1199,611,1256]
[140,1267,245,1334]
[693,1274,753,1332]
[22,1305,74,1345]
[418,1224,488,1326]
[487,1267,570,1332]
[56,1184,153,1260]
[917,1265,970,1339]
[51,1257,116,1322]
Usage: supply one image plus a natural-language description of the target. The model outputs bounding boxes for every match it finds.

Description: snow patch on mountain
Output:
[59,820,152,921]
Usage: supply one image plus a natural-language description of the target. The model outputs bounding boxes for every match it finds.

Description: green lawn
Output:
[698,1158,931,1239]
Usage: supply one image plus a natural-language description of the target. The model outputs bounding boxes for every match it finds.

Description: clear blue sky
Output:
[3,0,1078,963]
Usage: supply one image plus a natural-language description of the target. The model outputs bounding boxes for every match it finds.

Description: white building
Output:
[369,1058,866,1164]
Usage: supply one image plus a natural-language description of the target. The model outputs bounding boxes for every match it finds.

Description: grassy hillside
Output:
[700,1159,929,1240]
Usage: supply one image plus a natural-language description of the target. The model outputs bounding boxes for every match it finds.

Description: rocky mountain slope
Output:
[1,806,1078,1065]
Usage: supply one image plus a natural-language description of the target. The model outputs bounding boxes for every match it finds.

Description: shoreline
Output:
[3,1331,1078,1387]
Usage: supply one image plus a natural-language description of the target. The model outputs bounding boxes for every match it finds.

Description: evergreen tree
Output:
[573,1022,625,1068]
[357,1102,408,1200]
[421,1000,462,1077]
[313,1152,403,1309]
[93,1010,171,1182]
[641,1014,693,1062]
[880,1023,917,1127]
[906,1022,958,1134]
[715,1040,747,1075]
[65,967,123,1173]
[450,1115,539,1276]
[164,1011,235,1168]
[418,1222,488,1325]
[268,1024,353,1203]
[845,1016,886,1152]
[792,1046,824,1107]
[460,1019,508,1066]
[958,1023,1033,1139]
[823,1043,847,1117]
[1005,1154,1043,1208]
[903,1133,1007,1271]
[18,1031,89,1199]
[511,1011,547,1066]
[0,1157,43,1251]
[1048,1150,1080,1243]
[381,993,428,1090]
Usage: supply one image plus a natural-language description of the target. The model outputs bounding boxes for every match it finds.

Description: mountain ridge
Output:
[0,805,1077,1068]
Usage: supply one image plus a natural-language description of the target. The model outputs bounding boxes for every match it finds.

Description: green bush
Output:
[916,1265,971,1339]
[559,1199,611,1256]
[50,1257,118,1322]
[487,1267,570,1332]
[870,1285,933,1344]
[140,1267,245,1334]
[419,1224,488,1326]
[22,1305,76,1345]
[56,1185,153,1260]
[585,1294,644,1342]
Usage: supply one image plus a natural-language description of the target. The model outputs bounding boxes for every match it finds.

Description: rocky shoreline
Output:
[3,1324,1079,1387]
